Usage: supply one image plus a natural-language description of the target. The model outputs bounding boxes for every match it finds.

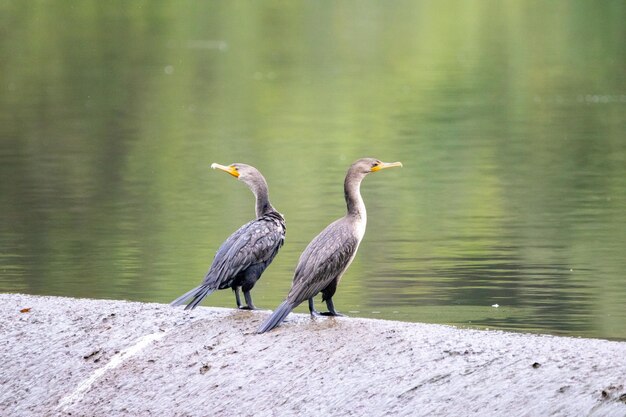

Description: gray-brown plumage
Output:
[171,163,285,310]
[258,158,402,333]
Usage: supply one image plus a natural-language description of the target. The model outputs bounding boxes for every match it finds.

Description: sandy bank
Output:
[1,294,625,417]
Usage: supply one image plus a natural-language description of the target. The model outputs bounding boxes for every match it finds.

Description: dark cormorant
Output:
[171,163,285,310]
[257,158,402,333]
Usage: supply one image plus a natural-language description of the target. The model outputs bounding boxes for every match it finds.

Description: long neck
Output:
[250,177,274,217]
[344,171,366,220]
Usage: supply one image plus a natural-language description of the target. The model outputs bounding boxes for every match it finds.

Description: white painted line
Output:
[58,331,167,411]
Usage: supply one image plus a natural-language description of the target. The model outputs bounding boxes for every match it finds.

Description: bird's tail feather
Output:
[170,285,214,310]
[257,300,293,333]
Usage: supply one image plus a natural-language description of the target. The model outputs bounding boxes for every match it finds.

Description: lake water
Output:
[1,1,625,340]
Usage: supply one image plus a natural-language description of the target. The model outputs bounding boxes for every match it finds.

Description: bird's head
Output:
[350,158,403,175]
[211,162,261,180]
[211,162,266,187]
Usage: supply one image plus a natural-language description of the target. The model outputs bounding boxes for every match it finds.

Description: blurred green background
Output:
[1,1,625,339]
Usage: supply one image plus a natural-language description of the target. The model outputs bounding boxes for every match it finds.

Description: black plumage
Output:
[171,163,285,310]
[258,158,402,333]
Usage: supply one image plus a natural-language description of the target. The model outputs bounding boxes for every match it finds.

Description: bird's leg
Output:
[234,287,244,309]
[320,297,345,317]
[240,289,257,310]
[309,298,321,317]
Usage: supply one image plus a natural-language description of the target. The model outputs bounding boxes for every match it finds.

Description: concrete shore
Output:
[1,293,625,417]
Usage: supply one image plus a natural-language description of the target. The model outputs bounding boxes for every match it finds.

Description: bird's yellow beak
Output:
[371,161,403,172]
[211,163,239,178]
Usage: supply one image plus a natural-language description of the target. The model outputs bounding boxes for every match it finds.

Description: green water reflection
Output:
[1,1,625,339]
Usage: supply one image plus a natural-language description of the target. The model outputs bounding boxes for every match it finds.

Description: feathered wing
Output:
[258,219,359,333]
[288,220,359,305]
[205,215,284,287]
[171,213,285,309]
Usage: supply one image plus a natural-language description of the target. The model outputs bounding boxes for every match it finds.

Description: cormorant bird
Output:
[171,163,285,310]
[258,158,402,333]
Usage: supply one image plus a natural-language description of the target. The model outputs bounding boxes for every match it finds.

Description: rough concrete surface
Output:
[1,294,625,417]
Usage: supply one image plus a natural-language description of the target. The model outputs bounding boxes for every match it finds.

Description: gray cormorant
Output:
[171,163,285,310]
[257,158,402,333]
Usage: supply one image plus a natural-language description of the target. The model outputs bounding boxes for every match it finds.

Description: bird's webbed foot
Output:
[321,298,345,316]
[320,311,345,317]
[240,290,257,310]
